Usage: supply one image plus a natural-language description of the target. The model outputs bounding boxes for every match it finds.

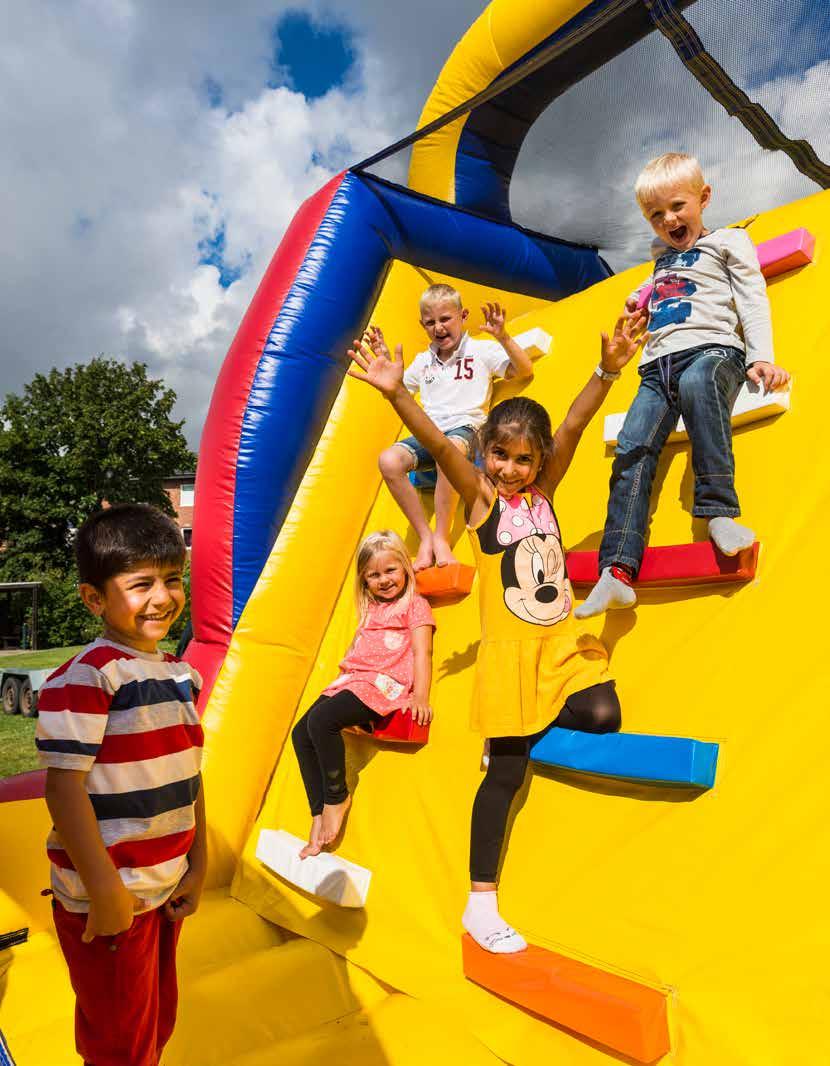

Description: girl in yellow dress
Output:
[349,314,645,954]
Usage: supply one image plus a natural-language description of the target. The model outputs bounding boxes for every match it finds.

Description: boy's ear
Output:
[460,307,469,322]
[700,184,712,210]
[79,582,106,617]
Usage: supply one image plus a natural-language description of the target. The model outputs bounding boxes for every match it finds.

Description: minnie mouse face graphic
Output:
[499,532,570,626]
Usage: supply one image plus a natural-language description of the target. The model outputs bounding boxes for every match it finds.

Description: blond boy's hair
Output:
[634,153,706,208]
[419,282,462,315]
[354,530,415,622]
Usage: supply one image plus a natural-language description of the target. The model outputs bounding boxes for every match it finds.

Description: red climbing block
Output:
[757,227,815,279]
[567,540,759,588]
[363,708,429,744]
[462,934,670,1063]
[415,562,475,606]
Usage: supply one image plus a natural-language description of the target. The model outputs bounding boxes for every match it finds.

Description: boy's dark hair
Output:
[75,503,186,587]
[477,396,554,462]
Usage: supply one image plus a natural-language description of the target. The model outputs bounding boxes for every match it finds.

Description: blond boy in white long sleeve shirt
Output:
[576,153,789,619]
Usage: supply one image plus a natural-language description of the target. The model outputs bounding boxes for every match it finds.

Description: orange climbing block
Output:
[415,562,475,605]
[462,935,670,1063]
[567,540,759,588]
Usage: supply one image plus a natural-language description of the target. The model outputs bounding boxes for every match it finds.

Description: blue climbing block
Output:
[530,729,719,789]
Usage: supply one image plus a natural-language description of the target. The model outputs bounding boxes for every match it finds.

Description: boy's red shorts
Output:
[52,899,182,1066]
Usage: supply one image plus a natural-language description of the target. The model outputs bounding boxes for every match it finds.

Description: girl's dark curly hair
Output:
[476,396,554,463]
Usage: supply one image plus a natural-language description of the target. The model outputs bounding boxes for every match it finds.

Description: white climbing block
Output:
[603,380,791,446]
[255,829,372,908]
[514,327,552,360]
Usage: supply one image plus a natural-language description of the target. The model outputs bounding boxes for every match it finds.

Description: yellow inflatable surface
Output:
[226,187,830,1066]
[2,2,828,1063]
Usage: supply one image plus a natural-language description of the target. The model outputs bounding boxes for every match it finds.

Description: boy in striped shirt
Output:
[36,504,205,1066]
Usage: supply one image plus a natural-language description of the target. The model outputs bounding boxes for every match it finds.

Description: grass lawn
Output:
[0,715,38,777]
[1,645,84,670]
[0,640,179,779]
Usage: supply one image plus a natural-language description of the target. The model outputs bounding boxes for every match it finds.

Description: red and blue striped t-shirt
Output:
[35,638,203,913]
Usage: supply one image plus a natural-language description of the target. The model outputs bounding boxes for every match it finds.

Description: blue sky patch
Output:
[198,224,247,288]
[271,11,355,99]
[72,214,94,238]
[202,76,224,109]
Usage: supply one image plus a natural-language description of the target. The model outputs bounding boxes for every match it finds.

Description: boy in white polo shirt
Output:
[367,283,533,570]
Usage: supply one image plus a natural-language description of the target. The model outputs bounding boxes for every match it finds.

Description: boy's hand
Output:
[362,324,390,360]
[623,296,639,316]
[163,866,204,922]
[479,301,508,342]
[83,883,143,942]
[406,696,433,726]
[746,360,790,394]
[600,313,648,374]
[347,340,405,398]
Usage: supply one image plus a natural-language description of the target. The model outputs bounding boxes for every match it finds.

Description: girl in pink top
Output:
[291,530,435,858]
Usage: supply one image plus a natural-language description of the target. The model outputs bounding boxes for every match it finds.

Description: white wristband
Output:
[595,364,621,382]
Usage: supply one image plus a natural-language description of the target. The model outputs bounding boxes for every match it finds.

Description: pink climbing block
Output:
[636,283,653,310]
[756,227,815,278]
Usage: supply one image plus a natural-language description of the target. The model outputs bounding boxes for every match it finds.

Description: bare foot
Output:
[432,535,458,568]
[299,815,323,859]
[320,795,352,845]
[413,535,435,572]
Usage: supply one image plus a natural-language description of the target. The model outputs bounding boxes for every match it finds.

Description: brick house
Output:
[162,471,196,548]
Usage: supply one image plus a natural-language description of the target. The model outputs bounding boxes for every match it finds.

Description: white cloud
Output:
[0,0,486,445]
[1,1,826,447]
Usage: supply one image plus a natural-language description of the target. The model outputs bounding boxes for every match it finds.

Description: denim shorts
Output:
[395,424,476,471]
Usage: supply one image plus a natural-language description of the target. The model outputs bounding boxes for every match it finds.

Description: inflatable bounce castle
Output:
[2,0,828,1062]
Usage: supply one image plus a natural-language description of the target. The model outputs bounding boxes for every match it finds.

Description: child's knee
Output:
[379,444,413,479]
[591,702,622,733]
[291,718,308,751]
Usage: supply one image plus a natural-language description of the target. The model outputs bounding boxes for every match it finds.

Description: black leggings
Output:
[469,681,621,882]
[291,691,379,816]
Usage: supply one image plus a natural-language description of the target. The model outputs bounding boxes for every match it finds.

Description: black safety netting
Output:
[358,0,830,273]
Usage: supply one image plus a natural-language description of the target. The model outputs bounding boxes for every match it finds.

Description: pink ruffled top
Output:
[323,593,435,715]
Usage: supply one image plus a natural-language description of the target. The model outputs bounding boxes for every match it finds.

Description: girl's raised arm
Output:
[537,315,647,496]
[348,340,487,513]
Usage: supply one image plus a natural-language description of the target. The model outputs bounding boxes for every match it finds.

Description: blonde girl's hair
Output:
[419,282,462,315]
[634,152,706,207]
[354,530,415,621]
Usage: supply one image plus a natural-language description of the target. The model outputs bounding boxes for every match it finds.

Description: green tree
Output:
[0,359,195,577]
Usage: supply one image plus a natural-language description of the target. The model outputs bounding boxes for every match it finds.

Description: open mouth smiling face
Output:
[500,533,570,626]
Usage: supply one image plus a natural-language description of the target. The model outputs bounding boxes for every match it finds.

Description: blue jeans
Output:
[599,344,746,575]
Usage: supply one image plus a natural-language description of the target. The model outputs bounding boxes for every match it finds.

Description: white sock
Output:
[574,566,637,619]
[708,517,755,557]
[462,891,527,954]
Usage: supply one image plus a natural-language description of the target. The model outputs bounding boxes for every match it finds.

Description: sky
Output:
[2,1,828,447]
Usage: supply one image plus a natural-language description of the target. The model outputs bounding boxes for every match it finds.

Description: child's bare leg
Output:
[379,445,434,570]
[320,795,352,846]
[299,815,324,859]
[433,452,464,566]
